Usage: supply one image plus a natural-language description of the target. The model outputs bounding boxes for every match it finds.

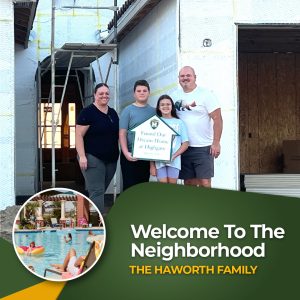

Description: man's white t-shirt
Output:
[172,86,220,147]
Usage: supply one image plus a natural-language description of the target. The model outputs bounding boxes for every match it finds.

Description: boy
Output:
[119,80,155,191]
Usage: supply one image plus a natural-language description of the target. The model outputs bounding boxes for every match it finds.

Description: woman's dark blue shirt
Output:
[77,104,119,162]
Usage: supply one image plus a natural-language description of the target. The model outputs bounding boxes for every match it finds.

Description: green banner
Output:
[1,183,299,299]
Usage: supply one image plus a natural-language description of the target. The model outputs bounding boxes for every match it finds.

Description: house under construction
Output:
[1,0,300,210]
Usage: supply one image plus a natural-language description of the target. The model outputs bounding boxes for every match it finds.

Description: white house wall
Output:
[0,0,15,209]
[34,0,114,57]
[234,0,300,23]
[15,44,39,196]
[179,0,238,190]
[118,0,178,108]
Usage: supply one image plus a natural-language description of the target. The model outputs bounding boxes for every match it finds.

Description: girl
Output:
[150,95,189,183]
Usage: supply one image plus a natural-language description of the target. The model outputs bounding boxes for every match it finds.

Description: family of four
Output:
[75,66,223,214]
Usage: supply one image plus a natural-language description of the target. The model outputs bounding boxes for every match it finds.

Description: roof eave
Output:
[14,0,39,49]
[105,0,161,44]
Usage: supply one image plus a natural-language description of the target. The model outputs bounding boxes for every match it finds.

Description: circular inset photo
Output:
[12,188,106,281]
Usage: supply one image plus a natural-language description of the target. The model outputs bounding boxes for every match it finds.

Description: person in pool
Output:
[26,241,36,255]
[28,265,35,272]
[64,233,72,244]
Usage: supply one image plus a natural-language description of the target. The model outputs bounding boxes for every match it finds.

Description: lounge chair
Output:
[50,218,62,228]
[44,240,103,280]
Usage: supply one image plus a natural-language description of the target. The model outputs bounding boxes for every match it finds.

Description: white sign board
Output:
[130,115,178,162]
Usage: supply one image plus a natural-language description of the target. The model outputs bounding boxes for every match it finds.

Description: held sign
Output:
[130,115,178,162]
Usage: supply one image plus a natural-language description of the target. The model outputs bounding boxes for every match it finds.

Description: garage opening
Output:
[238,26,300,195]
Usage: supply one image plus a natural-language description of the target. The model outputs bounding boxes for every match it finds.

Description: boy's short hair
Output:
[134,79,150,92]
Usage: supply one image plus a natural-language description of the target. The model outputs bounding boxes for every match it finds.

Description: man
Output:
[173,66,223,188]
[119,79,156,191]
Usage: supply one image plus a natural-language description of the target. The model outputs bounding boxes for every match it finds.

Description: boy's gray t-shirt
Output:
[119,104,156,152]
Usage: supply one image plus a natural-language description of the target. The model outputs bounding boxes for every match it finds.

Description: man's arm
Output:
[209,108,223,158]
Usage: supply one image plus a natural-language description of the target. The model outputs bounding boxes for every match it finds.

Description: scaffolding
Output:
[37,1,119,200]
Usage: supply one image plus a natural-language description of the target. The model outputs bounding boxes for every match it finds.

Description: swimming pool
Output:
[14,229,105,279]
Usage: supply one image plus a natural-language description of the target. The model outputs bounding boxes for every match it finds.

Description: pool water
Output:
[14,229,105,279]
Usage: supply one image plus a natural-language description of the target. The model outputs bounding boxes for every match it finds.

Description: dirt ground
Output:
[0,205,20,243]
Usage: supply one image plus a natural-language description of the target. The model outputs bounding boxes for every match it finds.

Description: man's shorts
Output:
[179,146,214,180]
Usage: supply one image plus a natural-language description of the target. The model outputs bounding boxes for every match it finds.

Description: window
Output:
[40,103,76,149]
[68,103,76,148]
[41,103,62,148]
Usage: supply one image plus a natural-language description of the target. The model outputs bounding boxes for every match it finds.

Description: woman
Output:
[76,83,119,214]
[51,248,84,277]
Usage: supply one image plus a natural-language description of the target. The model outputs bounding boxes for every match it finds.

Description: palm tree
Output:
[25,201,39,220]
